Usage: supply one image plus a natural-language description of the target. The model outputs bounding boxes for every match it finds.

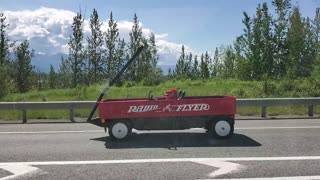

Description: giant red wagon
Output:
[87,46,237,140]
[90,92,236,140]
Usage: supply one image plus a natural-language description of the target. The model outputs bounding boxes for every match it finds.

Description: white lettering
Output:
[128,106,137,113]
[129,104,210,113]
[137,106,143,112]
[187,104,193,111]
[128,105,159,113]
[182,105,188,111]
[176,105,184,111]
[202,104,210,110]
[173,104,210,112]
[193,104,200,111]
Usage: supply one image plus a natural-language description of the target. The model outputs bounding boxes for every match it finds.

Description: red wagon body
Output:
[98,96,236,120]
[90,94,236,140]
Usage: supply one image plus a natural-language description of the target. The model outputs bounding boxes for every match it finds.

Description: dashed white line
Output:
[0,125,320,134]
[0,130,102,134]
[236,126,320,130]
[2,156,320,166]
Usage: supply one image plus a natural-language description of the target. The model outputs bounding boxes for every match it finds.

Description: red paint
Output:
[98,96,236,121]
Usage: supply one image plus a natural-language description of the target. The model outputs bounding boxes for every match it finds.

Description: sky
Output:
[0,0,319,69]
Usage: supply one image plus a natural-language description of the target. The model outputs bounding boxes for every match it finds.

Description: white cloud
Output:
[156,40,194,65]
[5,7,75,54]
[155,33,168,39]
[4,7,195,65]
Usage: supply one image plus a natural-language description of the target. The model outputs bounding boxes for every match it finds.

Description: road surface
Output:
[0,119,320,179]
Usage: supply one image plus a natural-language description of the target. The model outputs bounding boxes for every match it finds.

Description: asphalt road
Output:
[0,119,320,179]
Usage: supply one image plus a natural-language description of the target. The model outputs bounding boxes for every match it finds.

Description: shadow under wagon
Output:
[90,132,261,149]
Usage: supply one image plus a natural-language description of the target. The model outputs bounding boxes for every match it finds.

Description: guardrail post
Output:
[70,108,75,122]
[261,106,267,118]
[22,110,27,123]
[308,105,314,117]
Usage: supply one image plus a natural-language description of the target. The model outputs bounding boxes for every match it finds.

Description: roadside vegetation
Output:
[0,78,319,120]
[0,0,319,120]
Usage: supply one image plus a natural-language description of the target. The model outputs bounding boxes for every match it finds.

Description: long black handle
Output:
[87,45,145,122]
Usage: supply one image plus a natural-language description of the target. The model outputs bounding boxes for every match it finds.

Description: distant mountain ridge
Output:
[32,53,67,72]
[29,53,175,74]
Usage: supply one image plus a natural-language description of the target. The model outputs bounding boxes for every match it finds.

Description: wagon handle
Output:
[87,45,145,122]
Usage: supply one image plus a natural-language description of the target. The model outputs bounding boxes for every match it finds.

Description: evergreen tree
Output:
[58,56,72,88]
[234,38,250,80]
[68,12,84,87]
[315,8,320,45]
[175,45,186,78]
[192,55,200,79]
[36,68,44,91]
[0,12,9,65]
[128,14,143,81]
[251,4,263,80]
[115,38,126,75]
[138,37,152,80]
[105,12,119,79]
[312,8,320,77]
[87,9,103,84]
[168,68,172,78]
[204,51,210,78]
[13,40,34,93]
[234,12,253,80]
[261,3,274,79]
[48,65,57,89]
[186,52,193,77]
[0,63,9,98]
[301,17,317,77]
[148,32,159,71]
[143,32,161,84]
[0,12,10,98]
[286,7,305,78]
[272,0,291,78]
[211,47,220,77]
[239,3,274,80]
[200,52,210,79]
[221,46,236,78]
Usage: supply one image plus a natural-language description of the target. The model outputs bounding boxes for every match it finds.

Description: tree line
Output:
[0,10,162,99]
[55,10,161,88]
[171,0,320,82]
[0,12,35,97]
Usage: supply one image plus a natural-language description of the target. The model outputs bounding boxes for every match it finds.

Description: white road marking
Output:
[193,160,243,178]
[0,130,102,134]
[208,176,320,180]
[1,125,320,134]
[0,164,40,180]
[1,156,320,166]
[236,126,320,130]
[0,158,243,179]
[1,156,320,179]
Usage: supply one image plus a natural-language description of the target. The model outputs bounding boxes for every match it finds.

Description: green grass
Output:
[0,79,319,120]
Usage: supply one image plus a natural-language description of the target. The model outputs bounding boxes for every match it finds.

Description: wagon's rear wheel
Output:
[209,119,234,139]
[108,121,132,140]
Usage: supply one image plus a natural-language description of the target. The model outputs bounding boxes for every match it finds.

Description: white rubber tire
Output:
[211,120,234,139]
[108,122,129,140]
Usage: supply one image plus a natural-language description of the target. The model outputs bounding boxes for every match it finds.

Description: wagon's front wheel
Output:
[210,119,234,139]
[108,121,131,140]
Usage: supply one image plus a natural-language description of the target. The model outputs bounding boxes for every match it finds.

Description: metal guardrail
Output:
[237,98,320,118]
[0,98,319,123]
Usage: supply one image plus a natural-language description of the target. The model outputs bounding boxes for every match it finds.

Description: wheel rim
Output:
[111,123,128,139]
[214,120,231,137]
